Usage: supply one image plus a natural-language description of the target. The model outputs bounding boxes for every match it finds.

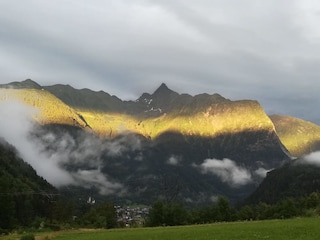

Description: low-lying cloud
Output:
[0,100,73,185]
[254,167,272,178]
[298,151,320,167]
[166,155,181,166]
[0,99,131,196]
[32,128,127,195]
[198,158,253,187]
[74,169,125,196]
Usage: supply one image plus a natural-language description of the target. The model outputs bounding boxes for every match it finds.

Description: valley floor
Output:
[4,217,320,240]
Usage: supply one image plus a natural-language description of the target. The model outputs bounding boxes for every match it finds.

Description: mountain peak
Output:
[21,79,41,87]
[152,83,177,97]
[0,79,42,89]
[158,83,169,91]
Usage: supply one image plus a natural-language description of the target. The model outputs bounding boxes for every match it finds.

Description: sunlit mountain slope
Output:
[0,80,278,141]
[79,100,275,140]
[270,115,320,157]
[0,88,87,127]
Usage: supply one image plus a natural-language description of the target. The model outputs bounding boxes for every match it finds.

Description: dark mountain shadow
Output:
[30,125,290,206]
[154,130,289,165]
[103,129,289,205]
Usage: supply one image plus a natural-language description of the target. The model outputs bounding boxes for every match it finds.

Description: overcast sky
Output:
[1,0,320,124]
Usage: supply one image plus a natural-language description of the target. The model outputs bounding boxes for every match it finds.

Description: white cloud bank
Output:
[299,151,320,166]
[196,158,272,187]
[199,158,252,187]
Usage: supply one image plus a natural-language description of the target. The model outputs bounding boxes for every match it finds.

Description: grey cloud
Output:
[1,0,320,123]
[34,129,132,195]
[74,169,125,196]
[105,134,142,157]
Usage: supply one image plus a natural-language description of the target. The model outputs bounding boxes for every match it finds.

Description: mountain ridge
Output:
[2,79,317,156]
[0,79,42,89]
[0,79,318,205]
[2,79,318,157]
[44,83,124,112]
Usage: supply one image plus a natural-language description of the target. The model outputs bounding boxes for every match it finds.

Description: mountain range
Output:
[1,79,320,205]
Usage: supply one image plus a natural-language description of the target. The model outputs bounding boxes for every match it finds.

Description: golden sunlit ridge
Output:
[3,88,320,157]
[0,88,275,141]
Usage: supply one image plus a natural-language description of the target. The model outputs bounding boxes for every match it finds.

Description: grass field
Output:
[2,217,320,240]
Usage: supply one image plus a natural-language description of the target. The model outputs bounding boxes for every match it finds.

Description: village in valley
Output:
[115,205,150,227]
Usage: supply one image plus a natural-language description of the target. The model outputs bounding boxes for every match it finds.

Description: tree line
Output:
[2,191,320,233]
[0,192,117,233]
[146,192,320,227]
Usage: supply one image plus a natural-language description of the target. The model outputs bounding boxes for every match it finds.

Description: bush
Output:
[20,233,35,240]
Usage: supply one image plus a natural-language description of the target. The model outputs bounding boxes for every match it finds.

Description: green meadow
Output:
[3,217,319,240]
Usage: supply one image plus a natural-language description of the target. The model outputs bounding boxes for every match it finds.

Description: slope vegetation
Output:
[0,139,57,229]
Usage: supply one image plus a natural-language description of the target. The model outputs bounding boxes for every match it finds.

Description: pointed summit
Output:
[156,83,170,91]
[152,83,177,97]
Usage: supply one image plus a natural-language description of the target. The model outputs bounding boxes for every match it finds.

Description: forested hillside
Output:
[244,159,320,205]
[0,139,57,230]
